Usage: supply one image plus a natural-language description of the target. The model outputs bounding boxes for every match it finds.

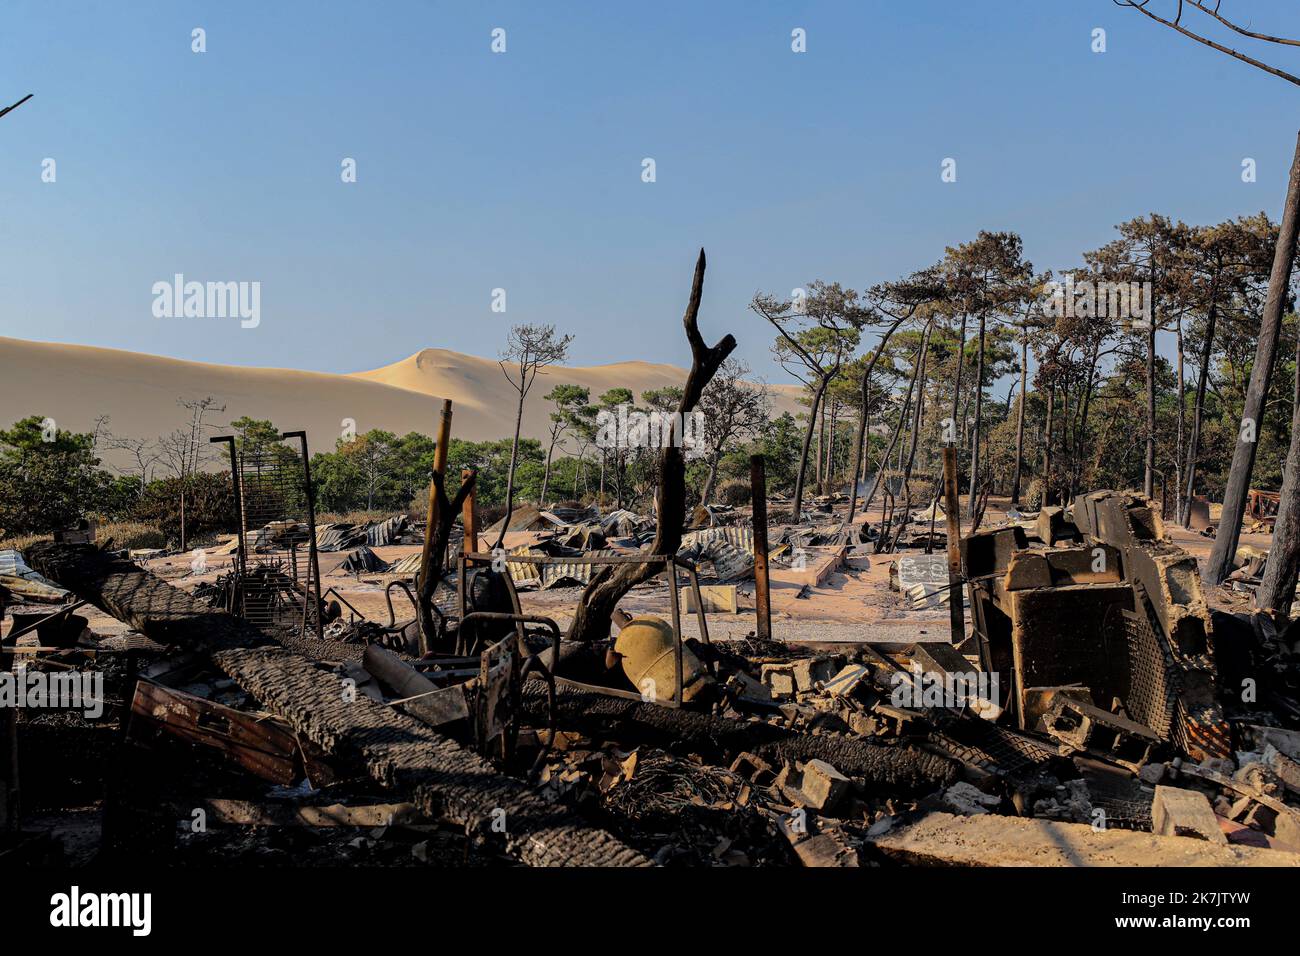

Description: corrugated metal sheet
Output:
[540,549,619,590]
[709,541,755,582]
[387,553,423,575]
[365,515,408,547]
[316,523,364,552]
[506,547,543,587]
[680,526,754,554]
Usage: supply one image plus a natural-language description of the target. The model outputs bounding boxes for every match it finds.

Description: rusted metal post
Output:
[417,400,454,654]
[750,454,772,643]
[457,468,477,629]
[942,446,964,645]
[461,468,477,557]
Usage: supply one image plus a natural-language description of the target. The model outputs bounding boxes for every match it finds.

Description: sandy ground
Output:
[0,337,800,470]
[8,496,1265,649]
[31,535,950,647]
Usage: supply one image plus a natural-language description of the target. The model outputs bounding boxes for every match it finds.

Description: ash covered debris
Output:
[4,484,1300,869]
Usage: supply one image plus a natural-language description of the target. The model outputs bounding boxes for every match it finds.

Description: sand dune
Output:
[0,338,801,470]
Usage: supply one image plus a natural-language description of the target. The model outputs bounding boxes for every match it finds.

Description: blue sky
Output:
[2,0,1299,384]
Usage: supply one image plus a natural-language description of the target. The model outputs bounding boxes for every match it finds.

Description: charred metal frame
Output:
[458,551,713,709]
[210,430,323,639]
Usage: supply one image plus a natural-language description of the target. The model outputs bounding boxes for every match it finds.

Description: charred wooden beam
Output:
[25,543,369,662]
[213,646,649,867]
[26,542,269,652]
[517,681,959,794]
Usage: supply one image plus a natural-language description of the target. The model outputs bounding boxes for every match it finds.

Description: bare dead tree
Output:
[567,250,735,643]
[153,397,225,550]
[495,323,572,546]
[1114,2,1300,87]
[105,432,161,497]
[156,397,225,482]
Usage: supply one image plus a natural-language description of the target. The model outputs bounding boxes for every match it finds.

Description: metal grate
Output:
[213,431,323,639]
[1116,588,1178,741]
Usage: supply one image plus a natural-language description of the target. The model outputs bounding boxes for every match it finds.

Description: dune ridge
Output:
[0,337,799,470]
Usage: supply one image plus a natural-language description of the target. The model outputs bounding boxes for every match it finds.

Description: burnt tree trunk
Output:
[1257,385,1300,614]
[848,311,911,521]
[1011,322,1028,504]
[495,391,526,548]
[567,250,735,643]
[860,332,927,526]
[1208,130,1300,586]
[1175,317,1185,523]
[1256,271,1300,612]
[1042,383,1055,506]
[890,322,932,550]
[1144,260,1157,500]
[1182,282,1219,526]
[966,313,987,517]
[1073,342,1100,499]
[950,313,968,447]
[540,434,557,507]
[792,373,830,519]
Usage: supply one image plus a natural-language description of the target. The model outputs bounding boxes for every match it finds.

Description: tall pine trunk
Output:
[1182,280,1220,527]
[1256,296,1300,612]
[848,312,911,521]
[1175,318,1185,523]
[966,313,986,517]
[1011,323,1028,504]
[860,330,928,521]
[792,376,829,519]
[1042,384,1055,506]
[494,393,526,547]
[1208,130,1300,585]
[1144,258,1157,500]
[540,437,556,507]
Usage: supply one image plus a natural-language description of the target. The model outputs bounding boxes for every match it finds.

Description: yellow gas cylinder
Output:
[613,613,712,703]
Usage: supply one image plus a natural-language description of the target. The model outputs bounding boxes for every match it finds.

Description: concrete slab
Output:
[868,811,1300,867]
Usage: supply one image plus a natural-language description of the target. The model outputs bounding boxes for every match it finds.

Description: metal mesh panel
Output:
[1089,795,1153,832]
[1117,586,1179,740]
[933,719,1058,777]
[221,433,322,638]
